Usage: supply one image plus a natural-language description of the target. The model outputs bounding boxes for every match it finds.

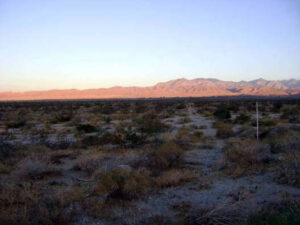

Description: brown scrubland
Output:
[0,98,299,225]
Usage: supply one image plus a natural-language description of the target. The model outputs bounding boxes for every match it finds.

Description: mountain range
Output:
[1,78,300,101]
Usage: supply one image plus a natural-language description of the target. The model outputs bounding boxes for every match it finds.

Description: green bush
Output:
[234,113,250,124]
[213,106,231,120]
[134,113,168,135]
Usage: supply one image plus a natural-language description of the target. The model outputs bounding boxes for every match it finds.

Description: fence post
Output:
[256,101,259,140]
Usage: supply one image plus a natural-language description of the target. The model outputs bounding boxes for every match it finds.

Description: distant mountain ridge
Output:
[1,78,300,101]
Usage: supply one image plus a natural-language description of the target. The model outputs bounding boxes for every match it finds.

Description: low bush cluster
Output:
[76,124,98,133]
[214,122,234,138]
[268,131,300,153]
[95,168,151,200]
[223,138,272,177]
[275,151,300,187]
[155,169,198,188]
[0,184,84,225]
[213,106,231,120]
[134,113,168,135]
[234,113,250,124]
[13,156,60,180]
[149,142,183,171]
[76,152,106,173]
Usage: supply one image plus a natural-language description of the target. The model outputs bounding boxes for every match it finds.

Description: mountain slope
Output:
[0,78,299,101]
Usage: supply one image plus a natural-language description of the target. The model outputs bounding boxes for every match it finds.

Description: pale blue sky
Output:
[0,0,299,91]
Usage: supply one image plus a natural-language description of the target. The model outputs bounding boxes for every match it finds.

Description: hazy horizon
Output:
[1,0,300,92]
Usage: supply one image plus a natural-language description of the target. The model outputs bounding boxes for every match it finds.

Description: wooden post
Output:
[256,101,259,140]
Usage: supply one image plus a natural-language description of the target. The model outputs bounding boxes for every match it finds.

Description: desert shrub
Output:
[198,136,216,149]
[114,113,127,121]
[44,135,75,150]
[189,130,204,143]
[6,119,26,128]
[76,124,98,133]
[155,169,198,188]
[175,126,192,148]
[0,162,8,173]
[280,107,300,123]
[0,184,82,225]
[272,101,283,113]
[176,103,186,109]
[214,122,234,138]
[76,152,106,173]
[223,138,272,177]
[112,124,147,147]
[102,115,111,124]
[248,201,300,225]
[185,204,244,225]
[134,113,168,134]
[100,103,114,114]
[50,151,76,164]
[275,151,300,187]
[259,118,277,127]
[138,215,174,225]
[267,131,300,153]
[180,117,192,124]
[13,156,60,180]
[176,126,190,139]
[80,135,104,147]
[95,169,151,200]
[53,111,73,123]
[213,106,231,120]
[149,142,183,171]
[0,143,16,161]
[234,113,250,124]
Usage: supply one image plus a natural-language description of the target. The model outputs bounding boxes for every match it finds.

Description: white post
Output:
[256,101,259,140]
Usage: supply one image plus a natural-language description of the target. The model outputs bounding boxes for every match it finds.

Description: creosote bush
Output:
[112,124,147,147]
[267,130,300,153]
[0,183,84,225]
[259,117,278,127]
[155,169,198,188]
[213,106,231,120]
[234,113,250,124]
[76,124,98,133]
[13,156,60,180]
[76,152,106,173]
[185,204,243,225]
[6,119,27,128]
[149,142,183,171]
[223,138,272,177]
[248,200,300,225]
[95,168,151,200]
[275,151,300,187]
[214,122,234,138]
[134,113,168,134]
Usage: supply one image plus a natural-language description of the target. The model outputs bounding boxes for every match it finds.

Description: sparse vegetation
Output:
[155,169,198,187]
[0,99,299,224]
[214,122,234,138]
[150,142,183,171]
[76,123,98,133]
[223,138,272,177]
[95,168,151,200]
[275,151,300,187]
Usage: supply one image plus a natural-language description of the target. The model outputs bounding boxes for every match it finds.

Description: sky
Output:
[0,0,299,91]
